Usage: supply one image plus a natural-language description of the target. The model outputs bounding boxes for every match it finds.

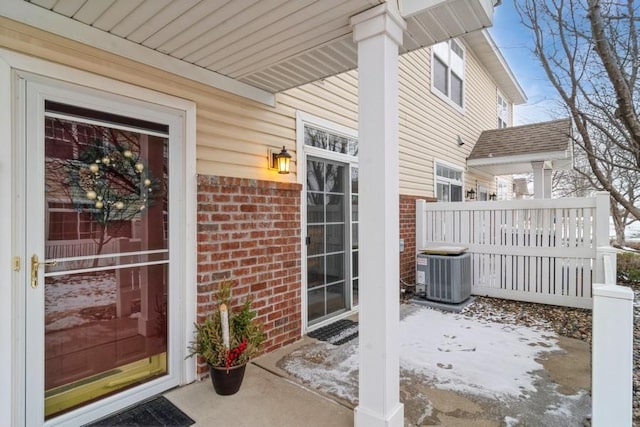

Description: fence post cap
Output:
[596,246,620,253]
[593,284,634,300]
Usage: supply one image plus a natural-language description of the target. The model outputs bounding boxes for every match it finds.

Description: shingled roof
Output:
[468,119,572,160]
[466,118,573,175]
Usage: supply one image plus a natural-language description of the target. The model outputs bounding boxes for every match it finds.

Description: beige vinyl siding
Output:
[0,17,297,182]
[398,41,501,198]
[278,72,359,132]
[2,17,510,195]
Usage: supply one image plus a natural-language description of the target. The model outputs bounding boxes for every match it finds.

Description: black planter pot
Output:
[209,363,247,395]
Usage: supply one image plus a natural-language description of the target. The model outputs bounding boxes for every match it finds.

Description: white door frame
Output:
[296,111,359,333]
[0,49,197,427]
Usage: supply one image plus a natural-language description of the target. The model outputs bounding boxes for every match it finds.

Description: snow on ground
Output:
[281,305,560,403]
[45,272,117,331]
[280,341,360,403]
[399,308,558,398]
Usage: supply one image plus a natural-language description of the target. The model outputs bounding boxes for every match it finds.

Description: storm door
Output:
[23,79,182,425]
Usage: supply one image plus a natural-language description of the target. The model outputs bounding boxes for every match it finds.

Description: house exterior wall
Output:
[2,17,515,352]
[0,18,303,360]
[0,17,297,182]
[196,176,301,374]
[0,17,511,200]
[398,43,503,198]
[400,194,437,285]
[279,73,359,132]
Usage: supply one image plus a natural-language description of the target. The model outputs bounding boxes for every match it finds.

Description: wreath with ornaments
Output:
[67,138,157,223]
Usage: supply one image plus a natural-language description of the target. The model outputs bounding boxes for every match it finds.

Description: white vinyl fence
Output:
[416,192,612,309]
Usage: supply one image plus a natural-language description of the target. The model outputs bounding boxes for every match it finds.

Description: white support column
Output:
[592,284,634,426]
[351,4,406,427]
[543,166,552,198]
[531,161,544,199]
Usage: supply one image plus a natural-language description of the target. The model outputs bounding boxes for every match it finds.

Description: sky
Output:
[489,1,562,125]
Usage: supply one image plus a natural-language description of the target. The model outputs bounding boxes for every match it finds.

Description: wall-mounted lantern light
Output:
[269,146,291,174]
[466,188,476,200]
[489,192,497,201]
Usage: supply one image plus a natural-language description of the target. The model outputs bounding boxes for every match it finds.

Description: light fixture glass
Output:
[466,188,476,200]
[273,146,291,174]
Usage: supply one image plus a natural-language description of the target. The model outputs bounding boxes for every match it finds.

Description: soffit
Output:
[21,0,499,96]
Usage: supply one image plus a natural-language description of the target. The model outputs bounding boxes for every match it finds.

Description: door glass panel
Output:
[326,253,345,283]
[352,278,359,307]
[326,282,346,315]
[351,166,359,307]
[326,195,344,223]
[451,184,463,202]
[437,182,450,202]
[307,288,324,323]
[306,160,324,191]
[307,256,324,288]
[326,224,344,253]
[43,103,169,419]
[351,195,358,222]
[325,164,344,193]
[307,193,325,223]
[307,225,324,256]
[352,251,359,278]
[306,158,347,324]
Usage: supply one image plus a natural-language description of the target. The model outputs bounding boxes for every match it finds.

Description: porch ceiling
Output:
[19,0,498,97]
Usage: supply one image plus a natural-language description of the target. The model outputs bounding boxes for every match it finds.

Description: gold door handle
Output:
[30,254,57,288]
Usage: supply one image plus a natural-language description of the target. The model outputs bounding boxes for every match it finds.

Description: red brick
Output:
[195,175,302,375]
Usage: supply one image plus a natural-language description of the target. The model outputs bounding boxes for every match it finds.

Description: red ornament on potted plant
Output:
[188,281,265,395]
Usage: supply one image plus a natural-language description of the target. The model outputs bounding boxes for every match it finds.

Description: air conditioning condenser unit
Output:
[416,252,471,304]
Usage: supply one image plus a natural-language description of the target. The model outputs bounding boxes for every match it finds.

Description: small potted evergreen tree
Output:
[188,280,265,395]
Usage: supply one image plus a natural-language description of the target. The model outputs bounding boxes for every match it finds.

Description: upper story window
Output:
[432,39,465,109]
[435,162,463,202]
[497,92,510,128]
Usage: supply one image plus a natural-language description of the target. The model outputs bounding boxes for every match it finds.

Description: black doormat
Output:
[83,396,194,427]
[308,319,359,345]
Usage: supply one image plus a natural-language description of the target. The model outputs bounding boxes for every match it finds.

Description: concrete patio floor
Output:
[165,304,592,426]
[164,361,353,427]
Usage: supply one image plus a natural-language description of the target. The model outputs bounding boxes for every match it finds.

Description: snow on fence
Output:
[415,192,612,309]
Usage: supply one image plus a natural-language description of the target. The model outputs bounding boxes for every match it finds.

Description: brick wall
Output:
[196,175,302,376]
[400,194,437,286]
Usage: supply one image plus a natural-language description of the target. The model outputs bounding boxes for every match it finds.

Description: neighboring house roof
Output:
[1,0,503,105]
[467,118,573,175]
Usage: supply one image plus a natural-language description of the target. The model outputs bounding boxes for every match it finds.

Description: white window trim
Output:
[296,111,359,334]
[0,48,197,427]
[433,158,465,202]
[430,41,466,113]
[497,89,510,128]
